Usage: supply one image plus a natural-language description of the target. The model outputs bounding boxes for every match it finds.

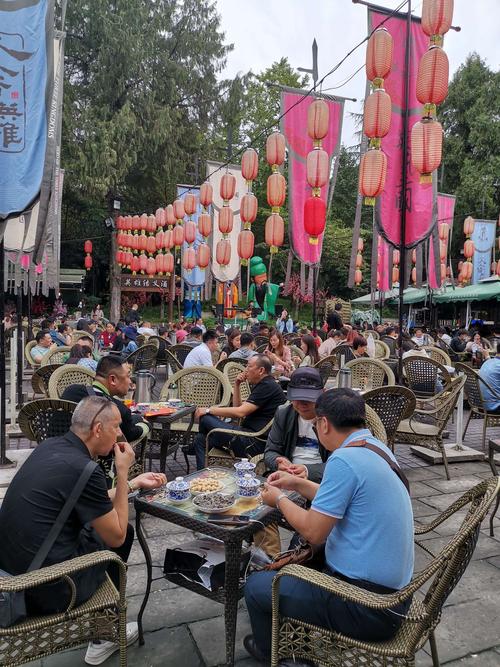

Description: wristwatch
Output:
[276,493,288,509]
[204,407,211,416]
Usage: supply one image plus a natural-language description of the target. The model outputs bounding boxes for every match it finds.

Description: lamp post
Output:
[107,190,124,323]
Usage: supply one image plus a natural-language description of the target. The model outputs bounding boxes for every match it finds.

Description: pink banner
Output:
[369,9,437,248]
[377,235,392,292]
[281,90,344,265]
[428,194,455,288]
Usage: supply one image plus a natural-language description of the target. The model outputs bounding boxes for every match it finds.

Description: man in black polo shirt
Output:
[193,354,286,469]
[0,397,165,665]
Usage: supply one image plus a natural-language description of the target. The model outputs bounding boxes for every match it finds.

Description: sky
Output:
[215,0,500,146]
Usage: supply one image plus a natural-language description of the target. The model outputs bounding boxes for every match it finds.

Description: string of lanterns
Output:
[265,131,286,255]
[238,148,258,266]
[459,216,475,285]
[84,240,93,271]
[304,99,329,246]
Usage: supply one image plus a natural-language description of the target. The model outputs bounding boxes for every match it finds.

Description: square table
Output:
[134,468,282,666]
[142,404,196,474]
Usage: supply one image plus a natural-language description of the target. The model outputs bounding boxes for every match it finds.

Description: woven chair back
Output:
[365,329,379,340]
[364,405,387,445]
[18,398,78,443]
[25,339,40,367]
[332,344,355,364]
[288,344,305,361]
[163,347,183,375]
[454,363,486,411]
[72,331,94,344]
[221,361,251,402]
[169,343,194,366]
[402,355,451,398]
[146,336,160,349]
[285,336,302,347]
[41,346,71,366]
[159,367,232,407]
[363,386,416,448]
[124,343,158,372]
[433,375,466,427]
[216,357,248,373]
[345,358,395,390]
[254,335,269,348]
[48,364,96,399]
[31,364,62,397]
[314,355,338,386]
[373,339,390,360]
[422,345,452,367]
[255,343,268,353]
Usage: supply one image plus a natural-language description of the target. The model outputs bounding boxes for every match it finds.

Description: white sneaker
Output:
[84,621,139,665]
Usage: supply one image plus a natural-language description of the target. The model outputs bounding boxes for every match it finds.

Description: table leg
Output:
[159,423,170,474]
[223,538,243,667]
[181,413,195,474]
[135,510,153,646]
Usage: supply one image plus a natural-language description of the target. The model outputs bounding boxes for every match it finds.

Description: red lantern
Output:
[411,267,417,284]
[164,252,174,275]
[165,204,176,227]
[131,256,141,275]
[156,230,164,251]
[200,182,213,208]
[464,216,475,237]
[124,251,132,268]
[139,254,148,274]
[307,99,329,142]
[140,213,148,233]
[438,222,450,241]
[416,46,449,109]
[132,215,141,233]
[84,240,92,254]
[411,118,443,183]
[197,243,211,270]
[198,213,212,238]
[115,251,122,266]
[464,239,475,259]
[411,249,417,264]
[240,193,258,225]
[366,28,393,86]
[218,207,234,235]
[392,266,400,284]
[147,214,156,234]
[359,149,387,204]
[184,193,197,216]
[183,247,196,272]
[155,253,165,275]
[355,253,363,268]
[439,241,447,261]
[216,239,231,266]
[354,269,363,286]
[184,220,197,245]
[146,257,156,277]
[173,199,185,221]
[115,216,124,230]
[155,208,165,228]
[220,173,236,201]
[393,249,400,265]
[138,234,148,253]
[306,149,329,189]
[266,132,285,168]
[131,234,140,253]
[421,0,454,41]
[265,213,284,254]
[241,148,259,182]
[363,89,391,138]
[237,230,255,265]
[304,196,326,245]
[173,224,184,248]
[267,172,286,208]
[458,260,463,272]
[163,229,174,250]
[462,261,473,281]
[146,236,156,256]
[358,238,364,253]
[440,263,447,282]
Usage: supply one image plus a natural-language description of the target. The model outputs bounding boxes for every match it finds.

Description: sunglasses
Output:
[89,403,109,430]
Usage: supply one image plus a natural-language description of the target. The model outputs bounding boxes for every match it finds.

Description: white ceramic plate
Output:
[192,492,236,514]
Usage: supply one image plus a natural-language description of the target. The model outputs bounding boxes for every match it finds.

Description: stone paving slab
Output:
[188,610,253,667]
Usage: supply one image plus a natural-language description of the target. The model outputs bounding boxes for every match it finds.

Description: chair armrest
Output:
[0,551,126,594]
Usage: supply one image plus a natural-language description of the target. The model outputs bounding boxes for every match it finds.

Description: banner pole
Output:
[0,240,14,468]
[398,0,412,379]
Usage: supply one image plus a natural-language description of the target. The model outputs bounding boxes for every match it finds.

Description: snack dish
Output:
[192,492,236,514]
[205,469,230,480]
[190,478,223,495]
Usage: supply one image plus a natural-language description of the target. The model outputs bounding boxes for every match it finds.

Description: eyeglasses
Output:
[89,403,109,430]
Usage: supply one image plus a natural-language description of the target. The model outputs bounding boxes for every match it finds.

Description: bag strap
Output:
[346,439,410,494]
[85,385,96,397]
[28,460,98,572]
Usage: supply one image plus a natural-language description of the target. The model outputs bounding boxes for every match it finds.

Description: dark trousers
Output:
[26,524,135,616]
[194,414,262,470]
[244,569,411,658]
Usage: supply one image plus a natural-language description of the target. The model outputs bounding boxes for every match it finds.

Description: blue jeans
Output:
[244,570,410,658]
[194,415,262,470]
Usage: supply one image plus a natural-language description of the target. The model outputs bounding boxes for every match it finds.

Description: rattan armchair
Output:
[219,360,251,401]
[163,347,183,375]
[24,340,40,368]
[18,399,78,443]
[270,478,500,667]
[402,355,452,406]
[345,358,395,390]
[422,345,452,367]
[254,335,270,348]
[40,346,71,366]
[364,386,416,451]
[206,417,275,468]
[124,343,158,373]
[169,343,194,367]
[314,355,339,387]
[455,362,500,451]
[0,551,127,667]
[374,339,390,360]
[48,364,96,399]
[396,375,466,479]
[31,364,61,398]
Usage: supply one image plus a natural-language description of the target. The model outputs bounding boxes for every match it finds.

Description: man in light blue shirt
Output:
[243,388,414,664]
[479,342,500,412]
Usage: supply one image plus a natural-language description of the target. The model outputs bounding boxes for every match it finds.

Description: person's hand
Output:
[260,482,284,507]
[114,441,136,475]
[292,355,301,366]
[266,470,299,491]
[235,370,247,385]
[275,456,292,471]
[131,472,166,490]
[287,464,308,478]
[195,407,208,421]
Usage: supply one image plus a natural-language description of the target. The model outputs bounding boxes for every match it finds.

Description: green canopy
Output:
[384,287,430,305]
[432,280,500,303]
[350,290,397,305]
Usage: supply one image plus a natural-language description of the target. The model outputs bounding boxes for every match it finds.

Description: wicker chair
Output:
[364,386,416,451]
[124,343,158,373]
[285,336,302,347]
[254,335,270,348]
[0,552,127,667]
[163,347,183,375]
[288,344,305,362]
[216,357,248,373]
[145,336,160,349]
[455,362,500,451]
[220,360,251,402]
[364,404,387,445]
[402,355,452,404]
[314,355,339,387]
[344,358,395,390]
[40,346,71,366]
[72,330,95,344]
[332,344,355,364]
[48,364,96,399]
[24,340,40,368]
[422,345,452,367]
[396,375,466,479]
[206,417,275,468]
[374,339,390,360]
[18,399,78,443]
[255,343,269,353]
[365,329,379,340]
[169,343,194,367]
[270,478,500,667]
[31,364,62,398]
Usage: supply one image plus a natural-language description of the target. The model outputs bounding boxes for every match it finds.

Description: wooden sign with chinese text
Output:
[120,274,171,292]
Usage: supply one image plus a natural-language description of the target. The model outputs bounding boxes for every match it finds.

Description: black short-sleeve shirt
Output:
[242,375,287,432]
[0,432,112,575]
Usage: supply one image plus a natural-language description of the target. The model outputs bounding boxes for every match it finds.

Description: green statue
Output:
[247,256,280,321]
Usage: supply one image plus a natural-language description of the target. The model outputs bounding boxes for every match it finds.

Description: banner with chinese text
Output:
[471,219,496,284]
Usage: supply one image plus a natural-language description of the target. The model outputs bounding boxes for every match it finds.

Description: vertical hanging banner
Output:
[0,0,55,228]
[377,235,392,292]
[471,219,496,284]
[206,160,244,283]
[428,193,455,289]
[281,88,344,265]
[368,6,437,248]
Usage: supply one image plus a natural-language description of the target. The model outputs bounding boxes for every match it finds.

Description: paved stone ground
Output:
[2,372,500,666]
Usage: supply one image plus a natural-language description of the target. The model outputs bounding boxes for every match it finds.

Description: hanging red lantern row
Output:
[216,239,231,266]
[460,216,475,285]
[237,229,255,266]
[265,131,286,254]
[354,237,364,285]
[183,194,197,250]
[183,247,196,273]
[218,172,236,248]
[239,148,259,266]
[304,99,329,244]
[411,248,417,285]
[197,243,211,270]
[359,28,393,206]
[84,240,92,271]
[421,0,454,46]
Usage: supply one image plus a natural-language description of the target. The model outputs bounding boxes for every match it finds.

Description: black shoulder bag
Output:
[0,460,98,628]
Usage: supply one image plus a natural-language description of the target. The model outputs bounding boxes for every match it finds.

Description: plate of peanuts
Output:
[189,477,225,495]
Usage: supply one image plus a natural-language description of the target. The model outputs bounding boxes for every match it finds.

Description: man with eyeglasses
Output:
[243,388,414,665]
[0,397,166,665]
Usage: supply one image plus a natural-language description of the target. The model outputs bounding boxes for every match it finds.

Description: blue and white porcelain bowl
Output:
[234,458,256,478]
[166,476,190,503]
[237,474,261,498]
